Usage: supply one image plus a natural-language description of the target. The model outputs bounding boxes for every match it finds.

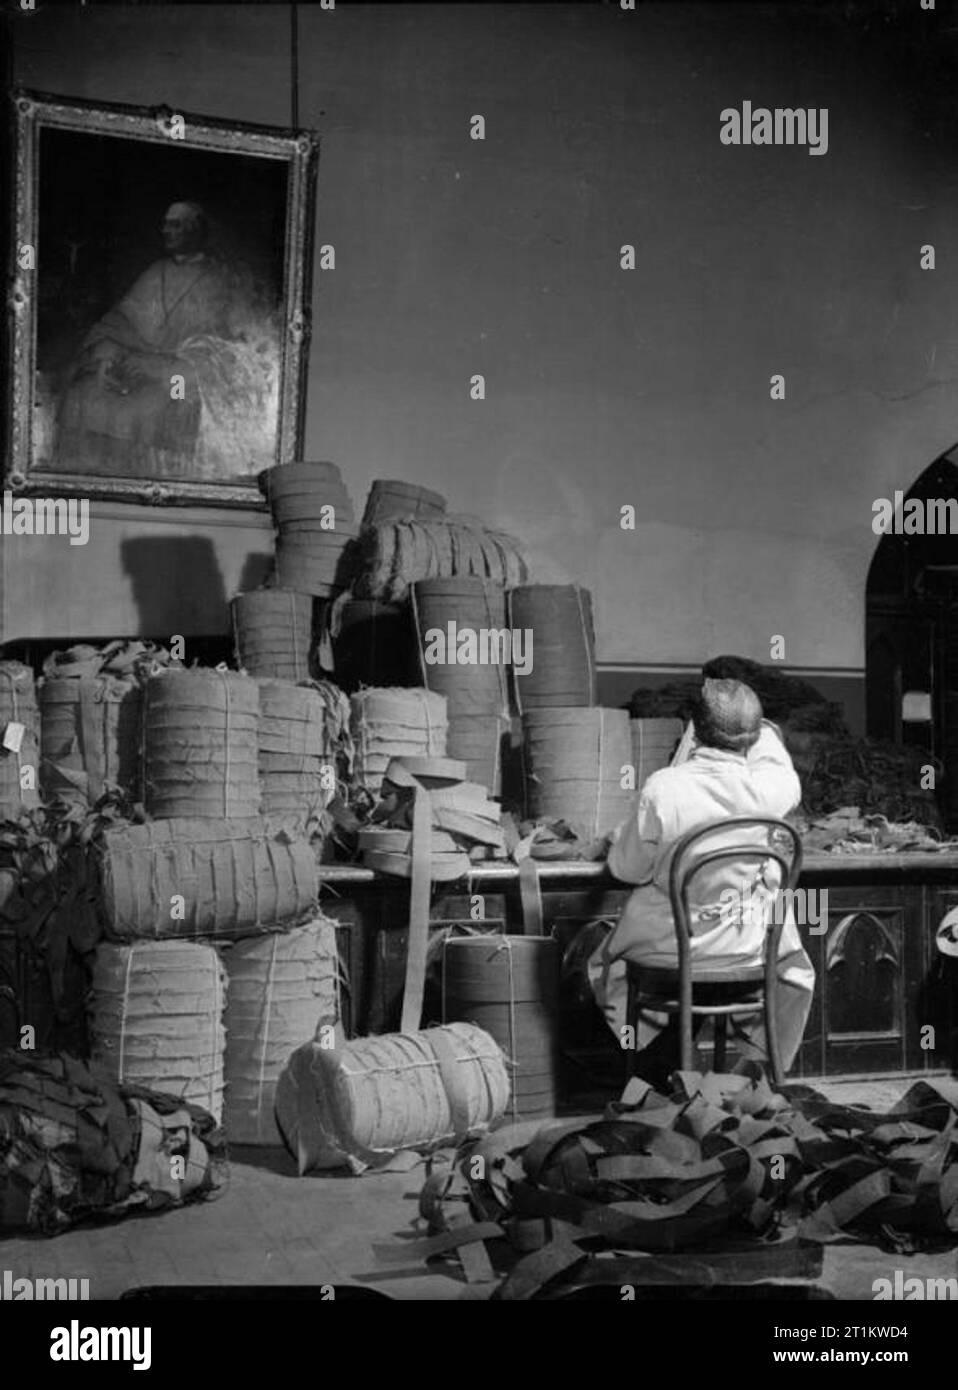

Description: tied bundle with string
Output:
[142,667,260,819]
[97,816,318,941]
[0,1049,227,1235]
[274,1021,510,1175]
[0,661,40,819]
[506,584,596,710]
[223,914,346,1145]
[232,588,315,683]
[260,461,359,598]
[441,935,560,1122]
[350,516,527,602]
[521,707,634,838]
[362,479,448,527]
[88,940,227,1124]
[256,678,352,831]
[412,577,512,796]
[350,687,448,796]
[39,641,178,807]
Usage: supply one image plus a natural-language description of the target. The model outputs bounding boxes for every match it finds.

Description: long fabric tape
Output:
[117,944,135,1084]
[221,672,232,818]
[498,940,519,1122]
[78,680,104,801]
[257,933,279,1140]
[518,857,544,936]
[209,950,220,1116]
[400,784,432,1033]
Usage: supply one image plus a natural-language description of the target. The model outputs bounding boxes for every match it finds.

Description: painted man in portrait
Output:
[56,200,279,480]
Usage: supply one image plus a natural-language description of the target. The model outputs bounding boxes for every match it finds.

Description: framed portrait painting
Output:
[8,90,318,507]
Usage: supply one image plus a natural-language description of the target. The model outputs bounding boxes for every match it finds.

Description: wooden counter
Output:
[316,852,958,1081]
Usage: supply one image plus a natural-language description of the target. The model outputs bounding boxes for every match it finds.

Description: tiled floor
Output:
[2,1075,957,1301]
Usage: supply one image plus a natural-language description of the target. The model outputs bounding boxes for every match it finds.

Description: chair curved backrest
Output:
[666,816,803,975]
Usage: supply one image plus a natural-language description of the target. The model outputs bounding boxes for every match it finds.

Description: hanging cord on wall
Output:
[290,2,300,130]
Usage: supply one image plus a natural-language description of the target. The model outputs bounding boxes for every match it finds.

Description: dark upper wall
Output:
[11,2,958,670]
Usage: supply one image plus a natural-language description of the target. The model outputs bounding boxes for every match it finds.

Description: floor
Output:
[3,1075,957,1301]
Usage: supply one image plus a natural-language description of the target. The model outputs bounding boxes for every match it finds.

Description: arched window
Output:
[865,451,958,829]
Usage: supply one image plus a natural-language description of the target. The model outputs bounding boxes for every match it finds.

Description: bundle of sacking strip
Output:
[232,588,315,682]
[256,678,350,827]
[88,940,227,1123]
[223,914,344,1145]
[260,461,359,598]
[274,1022,509,1175]
[98,816,318,940]
[412,577,511,795]
[521,707,633,838]
[350,686,448,795]
[143,668,261,819]
[38,642,167,805]
[352,516,526,602]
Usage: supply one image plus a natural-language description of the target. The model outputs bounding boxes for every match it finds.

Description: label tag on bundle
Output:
[317,630,335,672]
[3,722,24,753]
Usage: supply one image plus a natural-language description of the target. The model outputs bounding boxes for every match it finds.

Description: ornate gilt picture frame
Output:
[7,90,318,508]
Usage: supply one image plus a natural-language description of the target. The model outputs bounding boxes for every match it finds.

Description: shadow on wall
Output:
[120,535,270,636]
[237,551,274,597]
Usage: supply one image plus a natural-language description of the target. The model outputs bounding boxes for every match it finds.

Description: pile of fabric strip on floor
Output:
[374,1065,958,1299]
[0,1051,227,1234]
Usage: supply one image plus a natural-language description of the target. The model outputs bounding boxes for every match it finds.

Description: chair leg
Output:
[679,991,694,1073]
[712,1013,727,1073]
[764,980,785,1087]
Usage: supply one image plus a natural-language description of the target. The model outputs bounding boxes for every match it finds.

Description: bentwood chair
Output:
[624,817,803,1086]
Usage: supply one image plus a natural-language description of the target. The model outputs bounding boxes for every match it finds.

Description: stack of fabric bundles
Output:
[256,678,350,829]
[88,939,227,1123]
[521,706,634,838]
[39,641,173,806]
[411,577,511,796]
[232,588,315,683]
[260,461,358,598]
[142,668,261,819]
[506,584,596,711]
[222,913,344,1145]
